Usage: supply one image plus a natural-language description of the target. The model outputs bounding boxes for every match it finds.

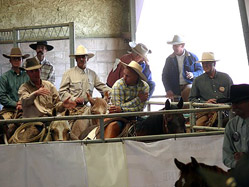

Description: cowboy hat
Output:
[128,42,152,62]
[3,47,30,59]
[197,52,219,62]
[167,35,185,45]
[29,41,54,51]
[218,84,249,104]
[121,61,147,81]
[24,57,42,71]
[69,45,94,59]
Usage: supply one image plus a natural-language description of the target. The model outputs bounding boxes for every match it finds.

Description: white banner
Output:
[125,135,227,187]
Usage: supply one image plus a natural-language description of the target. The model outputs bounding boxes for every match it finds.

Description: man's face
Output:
[202,61,215,74]
[123,67,139,86]
[132,53,144,63]
[232,100,249,119]
[27,69,41,83]
[36,45,47,56]
[76,55,88,70]
[10,57,22,68]
[173,44,185,56]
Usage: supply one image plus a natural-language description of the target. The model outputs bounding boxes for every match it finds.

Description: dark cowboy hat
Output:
[24,57,42,71]
[29,41,54,51]
[3,47,30,59]
[218,84,249,104]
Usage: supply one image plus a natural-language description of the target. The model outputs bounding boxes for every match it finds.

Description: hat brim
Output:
[197,59,220,63]
[69,53,94,59]
[167,41,185,45]
[131,48,149,62]
[25,64,42,71]
[121,62,147,82]
[29,44,54,51]
[3,54,30,59]
[217,96,249,104]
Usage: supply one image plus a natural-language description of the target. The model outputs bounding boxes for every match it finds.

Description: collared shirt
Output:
[37,57,55,84]
[111,78,149,112]
[0,69,29,108]
[223,116,249,168]
[176,50,188,85]
[18,80,64,118]
[59,66,111,102]
[189,71,233,102]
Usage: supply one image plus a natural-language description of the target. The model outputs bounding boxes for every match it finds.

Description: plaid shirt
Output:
[111,78,149,112]
[38,57,55,84]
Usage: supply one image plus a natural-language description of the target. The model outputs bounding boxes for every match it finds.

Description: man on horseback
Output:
[104,61,149,138]
[59,45,111,107]
[222,84,249,169]
[18,57,76,118]
[0,47,30,120]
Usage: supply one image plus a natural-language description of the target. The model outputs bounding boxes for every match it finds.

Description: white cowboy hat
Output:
[167,35,185,45]
[128,42,152,62]
[121,61,147,81]
[197,52,219,62]
[3,47,30,59]
[69,45,94,59]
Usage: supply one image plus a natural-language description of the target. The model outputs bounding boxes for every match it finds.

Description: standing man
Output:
[107,42,155,99]
[28,41,55,84]
[104,61,149,138]
[0,47,30,119]
[222,84,249,169]
[18,57,75,118]
[162,35,203,102]
[189,52,233,103]
[59,45,111,105]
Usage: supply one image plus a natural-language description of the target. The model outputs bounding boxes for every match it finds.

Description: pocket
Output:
[71,81,82,91]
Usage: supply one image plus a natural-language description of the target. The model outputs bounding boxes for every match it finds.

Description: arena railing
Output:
[0,103,231,144]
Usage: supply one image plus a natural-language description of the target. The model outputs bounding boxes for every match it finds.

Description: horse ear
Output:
[52,108,57,116]
[103,91,109,102]
[174,158,186,171]
[86,92,95,106]
[65,109,70,116]
[191,157,199,168]
[165,99,171,110]
[177,97,184,109]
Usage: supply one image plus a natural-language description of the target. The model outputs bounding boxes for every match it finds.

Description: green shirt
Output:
[189,71,233,103]
[0,69,29,108]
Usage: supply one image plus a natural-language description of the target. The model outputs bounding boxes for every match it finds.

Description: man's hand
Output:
[109,105,122,113]
[75,97,84,104]
[16,101,22,110]
[234,152,245,161]
[63,97,76,109]
[166,90,174,100]
[206,99,217,104]
[186,71,194,79]
[138,91,148,102]
[35,86,51,96]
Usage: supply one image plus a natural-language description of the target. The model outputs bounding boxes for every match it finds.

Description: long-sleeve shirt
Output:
[0,69,29,108]
[59,66,111,102]
[223,116,249,168]
[189,71,233,102]
[162,50,202,95]
[18,80,64,118]
[111,78,149,112]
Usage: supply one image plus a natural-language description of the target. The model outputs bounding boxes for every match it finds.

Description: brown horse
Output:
[174,157,228,187]
[129,98,186,136]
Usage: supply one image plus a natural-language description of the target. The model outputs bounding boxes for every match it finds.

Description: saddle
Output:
[195,112,218,127]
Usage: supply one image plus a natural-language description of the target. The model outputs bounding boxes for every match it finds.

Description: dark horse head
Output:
[133,98,186,136]
[174,157,228,187]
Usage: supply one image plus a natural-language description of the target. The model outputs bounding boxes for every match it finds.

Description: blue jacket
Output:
[162,50,203,95]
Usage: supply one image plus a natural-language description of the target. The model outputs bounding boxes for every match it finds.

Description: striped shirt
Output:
[111,78,149,112]
[38,57,55,84]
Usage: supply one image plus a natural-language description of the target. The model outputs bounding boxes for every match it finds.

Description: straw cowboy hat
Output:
[197,52,219,62]
[69,45,94,59]
[3,47,30,59]
[24,57,42,71]
[219,84,249,104]
[128,42,152,62]
[121,61,147,81]
[167,35,185,45]
[29,41,54,51]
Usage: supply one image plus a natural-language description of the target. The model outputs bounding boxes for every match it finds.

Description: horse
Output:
[70,92,109,140]
[174,157,228,187]
[129,98,186,136]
